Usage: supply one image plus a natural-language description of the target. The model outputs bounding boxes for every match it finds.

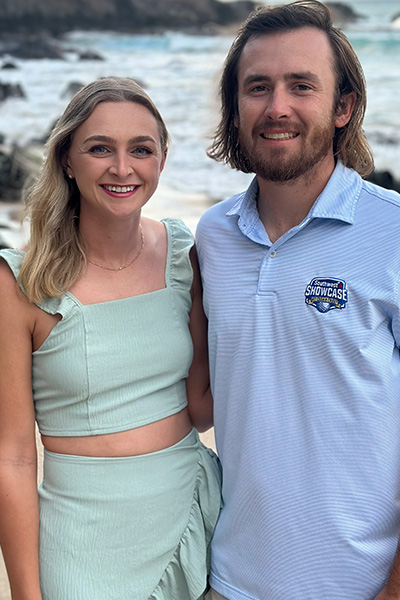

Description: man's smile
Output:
[260,132,299,140]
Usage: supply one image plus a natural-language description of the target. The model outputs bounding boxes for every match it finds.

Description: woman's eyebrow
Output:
[82,134,157,144]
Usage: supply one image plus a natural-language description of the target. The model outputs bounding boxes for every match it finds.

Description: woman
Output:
[0,77,220,600]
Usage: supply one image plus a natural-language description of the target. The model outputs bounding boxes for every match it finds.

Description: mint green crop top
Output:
[0,218,194,436]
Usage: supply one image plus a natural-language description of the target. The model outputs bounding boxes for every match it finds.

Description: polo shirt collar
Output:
[308,161,362,223]
[226,162,362,243]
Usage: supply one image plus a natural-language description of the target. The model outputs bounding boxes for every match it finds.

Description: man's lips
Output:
[254,121,302,140]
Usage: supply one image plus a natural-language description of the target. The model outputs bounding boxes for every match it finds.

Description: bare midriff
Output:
[41,407,192,457]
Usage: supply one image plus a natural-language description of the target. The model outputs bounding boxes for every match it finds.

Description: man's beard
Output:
[239,117,336,183]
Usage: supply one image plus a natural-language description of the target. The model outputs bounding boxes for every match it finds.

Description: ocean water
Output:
[0,0,399,222]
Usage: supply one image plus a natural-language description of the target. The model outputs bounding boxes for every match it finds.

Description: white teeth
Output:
[261,132,298,140]
[103,185,137,193]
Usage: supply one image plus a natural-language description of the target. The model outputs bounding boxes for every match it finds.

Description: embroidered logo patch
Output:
[305,277,348,313]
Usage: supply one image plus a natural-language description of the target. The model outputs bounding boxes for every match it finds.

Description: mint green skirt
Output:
[38,429,222,600]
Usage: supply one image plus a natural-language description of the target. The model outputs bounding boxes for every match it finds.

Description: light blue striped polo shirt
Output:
[196,162,400,600]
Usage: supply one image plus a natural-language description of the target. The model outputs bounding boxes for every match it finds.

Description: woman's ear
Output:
[334,92,356,128]
[61,154,73,178]
[160,147,168,173]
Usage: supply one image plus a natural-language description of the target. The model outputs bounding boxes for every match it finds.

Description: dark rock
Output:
[214,0,260,24]
[60,78,146,102]
[61,81,85,99]
[364,170,400,194]
[326,2,364,24]
[0,81,25,102]
[0,0,258,35]
[78,50,104,61]
[391,14,400,28]
[0,146,32,202]
[1,35,65,59]
[1,61,18,69]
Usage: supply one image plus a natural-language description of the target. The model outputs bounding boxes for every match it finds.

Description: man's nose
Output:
[264,86,290,120]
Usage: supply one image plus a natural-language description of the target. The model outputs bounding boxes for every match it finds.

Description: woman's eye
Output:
[133,146,153,156]
[89,145,109,155]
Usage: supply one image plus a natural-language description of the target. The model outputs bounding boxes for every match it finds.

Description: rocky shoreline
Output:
[0,0,371,38]
[0,1,367,62]
[0,0,259,37]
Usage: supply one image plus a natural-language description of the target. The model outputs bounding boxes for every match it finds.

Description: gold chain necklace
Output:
[88,224,144,271]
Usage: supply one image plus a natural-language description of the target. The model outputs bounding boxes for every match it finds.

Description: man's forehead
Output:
[238,28,335,78]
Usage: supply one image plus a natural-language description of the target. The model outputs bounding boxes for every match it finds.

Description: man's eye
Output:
[295,84,311,91]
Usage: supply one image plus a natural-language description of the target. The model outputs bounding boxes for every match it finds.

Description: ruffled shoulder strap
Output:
[0,248,25,279]
[162,218,194,291]
[0,248,77,319]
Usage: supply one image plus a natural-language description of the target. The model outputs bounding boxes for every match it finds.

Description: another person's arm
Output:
[375,546,400,599]
[0,262,42,600]
[186,245,213,432]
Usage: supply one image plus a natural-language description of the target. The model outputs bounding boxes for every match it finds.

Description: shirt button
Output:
[269,250,277,258]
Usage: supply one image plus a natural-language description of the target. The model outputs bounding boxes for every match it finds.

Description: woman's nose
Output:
[109,153,134,178]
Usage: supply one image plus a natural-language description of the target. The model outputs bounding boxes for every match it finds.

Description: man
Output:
[196,1,400,599]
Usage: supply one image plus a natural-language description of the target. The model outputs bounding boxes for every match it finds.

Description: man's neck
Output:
[257,159,336,244]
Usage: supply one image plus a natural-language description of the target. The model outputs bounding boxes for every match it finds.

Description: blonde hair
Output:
[208,0,374,177]
[19,77,169,304]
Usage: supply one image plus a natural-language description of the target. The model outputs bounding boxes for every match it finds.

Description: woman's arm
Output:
[186,245,213,432]
[0,262,42,600]
[374,544,400,599]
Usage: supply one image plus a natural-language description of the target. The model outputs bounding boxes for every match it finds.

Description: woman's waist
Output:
[41,407,192,457]
[39,427,207,504]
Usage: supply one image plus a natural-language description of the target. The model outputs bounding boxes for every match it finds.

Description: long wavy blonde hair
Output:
[19,77,169,304]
